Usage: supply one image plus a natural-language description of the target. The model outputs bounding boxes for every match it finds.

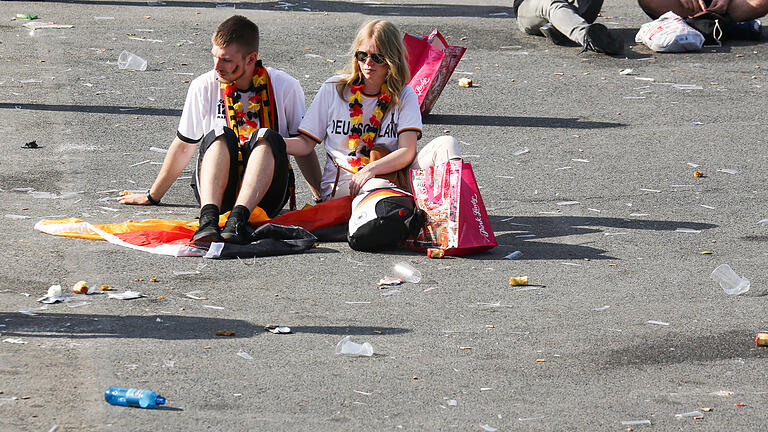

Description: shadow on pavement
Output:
[0,313,410,339]
[602,329,768,367]
[0,0,514,17]
[0,103,182,117]
[425,114,626,129]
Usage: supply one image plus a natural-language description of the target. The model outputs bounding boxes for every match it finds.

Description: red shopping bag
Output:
[406,159,496,255]
[403,29,466,116]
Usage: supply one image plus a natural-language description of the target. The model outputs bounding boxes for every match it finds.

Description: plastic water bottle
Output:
[105,386,166,408]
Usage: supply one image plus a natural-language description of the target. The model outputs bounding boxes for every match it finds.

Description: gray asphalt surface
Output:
[1,0,767,430]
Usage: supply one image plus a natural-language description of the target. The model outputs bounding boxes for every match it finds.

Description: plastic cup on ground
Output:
[394,262,421,283]
[118,50,147,71]
[335,336,373,356]
[711,264,750,295]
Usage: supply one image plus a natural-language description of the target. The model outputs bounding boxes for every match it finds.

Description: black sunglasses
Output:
[355,51,387,64]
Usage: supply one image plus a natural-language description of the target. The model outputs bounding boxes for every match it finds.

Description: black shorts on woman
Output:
[191,127,293,218]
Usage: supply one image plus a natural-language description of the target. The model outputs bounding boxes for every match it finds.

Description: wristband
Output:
[146,190,160,205]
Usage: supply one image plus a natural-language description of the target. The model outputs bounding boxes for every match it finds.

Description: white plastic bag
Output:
[635,11,705,52]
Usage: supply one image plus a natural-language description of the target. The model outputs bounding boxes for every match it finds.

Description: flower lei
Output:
[347,82,391,170]
[221,60,275,146]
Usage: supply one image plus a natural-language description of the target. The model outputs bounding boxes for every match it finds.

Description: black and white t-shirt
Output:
[176,69,305,143]
[298,76,422,197]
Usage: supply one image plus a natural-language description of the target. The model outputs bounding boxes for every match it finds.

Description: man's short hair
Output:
[212,15,259,55]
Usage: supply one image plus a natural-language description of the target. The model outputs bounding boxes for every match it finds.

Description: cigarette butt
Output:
[427,248,444,258]
[72,281,89,294]
[693,171,704,177]
[509,276,529,286]
[458,78,473,87]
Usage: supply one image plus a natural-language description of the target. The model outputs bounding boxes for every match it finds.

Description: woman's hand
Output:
[349,166,375,197]
[118,193,150,205]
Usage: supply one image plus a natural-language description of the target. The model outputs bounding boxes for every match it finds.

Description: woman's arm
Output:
[348,130,418,196]
[286,135,323,200]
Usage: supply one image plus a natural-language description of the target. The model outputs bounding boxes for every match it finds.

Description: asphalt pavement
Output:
[1,0,767,430]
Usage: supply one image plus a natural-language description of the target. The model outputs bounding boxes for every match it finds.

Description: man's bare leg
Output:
[192,136,231,243]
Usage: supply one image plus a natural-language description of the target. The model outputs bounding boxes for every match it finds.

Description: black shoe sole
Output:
[584,23,623,55]
[192,226,223,243]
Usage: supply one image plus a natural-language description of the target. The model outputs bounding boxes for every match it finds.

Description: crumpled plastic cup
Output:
[393,261,421,283]
[711,264,750,295]
[335,335,373,356]
[118,50,147,71]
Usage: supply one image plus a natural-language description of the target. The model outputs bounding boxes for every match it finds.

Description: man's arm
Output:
[118,136,197,205]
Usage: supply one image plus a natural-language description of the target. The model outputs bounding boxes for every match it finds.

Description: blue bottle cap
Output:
[156,396,166,405]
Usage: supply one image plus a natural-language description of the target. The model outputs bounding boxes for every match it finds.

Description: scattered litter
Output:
[758,218,768,226]
[700,205,715,209]
[202,305,225,310]
[378,276,403,287]
[3,338,27,344]
[509,276,529,286]
[393,262,421,283]
[756,333,768,346]
[149,146,168,153]
[72,281,89,294]
[711,264,750,295]
[621,420,651,425]
[592,305,610,312]
[16,13,39,19]
[640,188,661,193]
[480,424,498,432]
[335,335,373,356]
[571,158,589,163]
[354,390,372,396]
[647,320,670,326]
[504,251,523,260]
[381,289,401,296]
[555,166,572,170]
[588,208,601,212]
[215,330,235,336]
[687,162,700,167]
[458,77,473,87]
[629,213,649,217]
[5,215,30,220]
[676,410,704,417]
[489,12,509,16]
[22,141,39,149]
[118,50,148,71]
[38,285,68,304]
[23,22,74,30]
[561,262,582,266]
[184,291,208,300]
[674,84,703,90]
[345,301,371,304]
[237,351,253,360]
[128,36,163,43]
[718,168,738,174]
[129,160,151,167]
[513,147,530,156]
[108,291,145,300]
[519,416,545,421]
[265,325,292,334]
[692,121,704,125]
[94,16,115,20]
[427,248,444,258]
[635,77,655,81]
[676,228,701,233]
[557,201,580,206]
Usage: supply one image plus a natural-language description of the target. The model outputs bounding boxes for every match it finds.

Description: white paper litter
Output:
[647,320,670,326]
[3,338,27,344]
[592,305,610,312]
[447,399,458,406]
[513,147,530,156]
[621,420,651,425]
[480,424,498,432]
[676,410,703,417]
[675,228,701,233]
[237,351,254,360]
[718,168,738,174]
[557,201,580,206]
[108,290,145,300]
[5,214,30,220]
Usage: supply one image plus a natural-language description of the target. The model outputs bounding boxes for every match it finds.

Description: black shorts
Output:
[191,128,293,218]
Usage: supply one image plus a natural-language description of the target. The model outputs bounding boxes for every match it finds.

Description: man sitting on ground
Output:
[514,0,624,54]
[119,15,322,244]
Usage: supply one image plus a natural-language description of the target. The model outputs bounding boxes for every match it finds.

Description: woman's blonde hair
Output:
[336,20,410,108]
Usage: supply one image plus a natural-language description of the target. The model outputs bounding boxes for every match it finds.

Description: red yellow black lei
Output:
[221,60,275,146]
[347,82,391,170]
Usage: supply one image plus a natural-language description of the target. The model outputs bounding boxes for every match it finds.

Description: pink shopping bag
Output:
[403,29,466,116]
[406,159,496,255]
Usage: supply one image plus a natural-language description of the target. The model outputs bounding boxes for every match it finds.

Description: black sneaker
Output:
[540,24,579,46]
[582,23,623,55]
[221,215,252,244]
[192,216,223,243]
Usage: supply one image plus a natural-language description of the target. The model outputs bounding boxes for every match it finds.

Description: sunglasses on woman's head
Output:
[355,51,387,64]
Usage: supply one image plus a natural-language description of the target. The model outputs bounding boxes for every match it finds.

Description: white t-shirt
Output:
[298,76,422,198]
[176,68,305,143]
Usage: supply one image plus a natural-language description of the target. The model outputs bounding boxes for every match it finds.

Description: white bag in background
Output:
[636,11,705,52]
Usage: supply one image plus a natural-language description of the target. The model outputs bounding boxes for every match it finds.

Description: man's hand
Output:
[118,192,150,205]
[706,0,730,14]
[349,167,375,197]
[681,0,707,15]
